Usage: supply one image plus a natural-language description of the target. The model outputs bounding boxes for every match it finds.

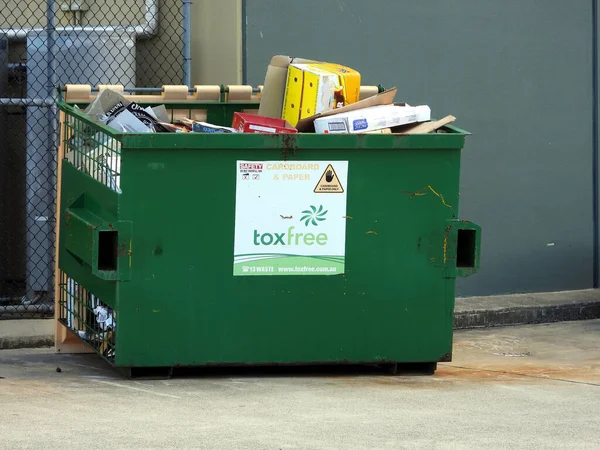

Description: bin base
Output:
[112,362,439,379]
[118,366,174,379]
[388,362,437,376]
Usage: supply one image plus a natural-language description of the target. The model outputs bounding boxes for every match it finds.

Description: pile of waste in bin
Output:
[78,55,455,135]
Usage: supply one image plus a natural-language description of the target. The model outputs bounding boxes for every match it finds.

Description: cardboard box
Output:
[396,115,456,134]
[314,104,431,134]
[296,88,397,132]
[232,112,297,134]
[257,55,317,119]
[282,62,360,126]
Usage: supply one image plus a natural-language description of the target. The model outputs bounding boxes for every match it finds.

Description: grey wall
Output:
[245,0,595,297]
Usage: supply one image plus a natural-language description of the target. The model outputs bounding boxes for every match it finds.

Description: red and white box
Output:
[232,112,298,134]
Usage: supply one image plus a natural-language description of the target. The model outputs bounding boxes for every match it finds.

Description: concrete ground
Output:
[454,289,600,329]
[0,319,54,349]
[1,320,599,449]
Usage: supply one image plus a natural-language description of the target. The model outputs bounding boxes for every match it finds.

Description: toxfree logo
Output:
[253,226,328,247]
[253,206,329,247]
[300,205,327,227]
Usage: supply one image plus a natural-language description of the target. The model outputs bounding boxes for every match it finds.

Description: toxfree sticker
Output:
[233,161,349,276]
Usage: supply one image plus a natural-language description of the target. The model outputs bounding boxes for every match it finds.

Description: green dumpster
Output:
[56,97,480,377]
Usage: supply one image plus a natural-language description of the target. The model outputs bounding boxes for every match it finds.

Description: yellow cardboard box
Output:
[258,55,318,118]
[282,62,360,126]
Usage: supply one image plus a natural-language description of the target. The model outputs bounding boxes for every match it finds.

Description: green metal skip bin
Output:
[56,96,480,376]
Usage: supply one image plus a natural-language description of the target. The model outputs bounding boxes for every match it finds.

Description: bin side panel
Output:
[116,146,460,367]
[59,161,119,307]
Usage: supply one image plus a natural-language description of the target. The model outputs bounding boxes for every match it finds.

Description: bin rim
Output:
[57,101,470,151]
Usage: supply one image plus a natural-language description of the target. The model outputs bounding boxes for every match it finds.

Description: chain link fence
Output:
[0,0,185,319]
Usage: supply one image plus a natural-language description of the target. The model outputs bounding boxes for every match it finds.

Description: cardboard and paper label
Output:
[313,164,344,193]
[314,104,431,134]
[234,160,349,276]
[282,62,360,126]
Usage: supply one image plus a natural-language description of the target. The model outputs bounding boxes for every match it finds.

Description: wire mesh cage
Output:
[57,102,124,361]
[57,270,116,362]
[64,106,122,191]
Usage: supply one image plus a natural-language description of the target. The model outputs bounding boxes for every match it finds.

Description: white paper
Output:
[150,105,170,123]
[93,305,114,331]
[314,104,431,134]
[144,106,158,119]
